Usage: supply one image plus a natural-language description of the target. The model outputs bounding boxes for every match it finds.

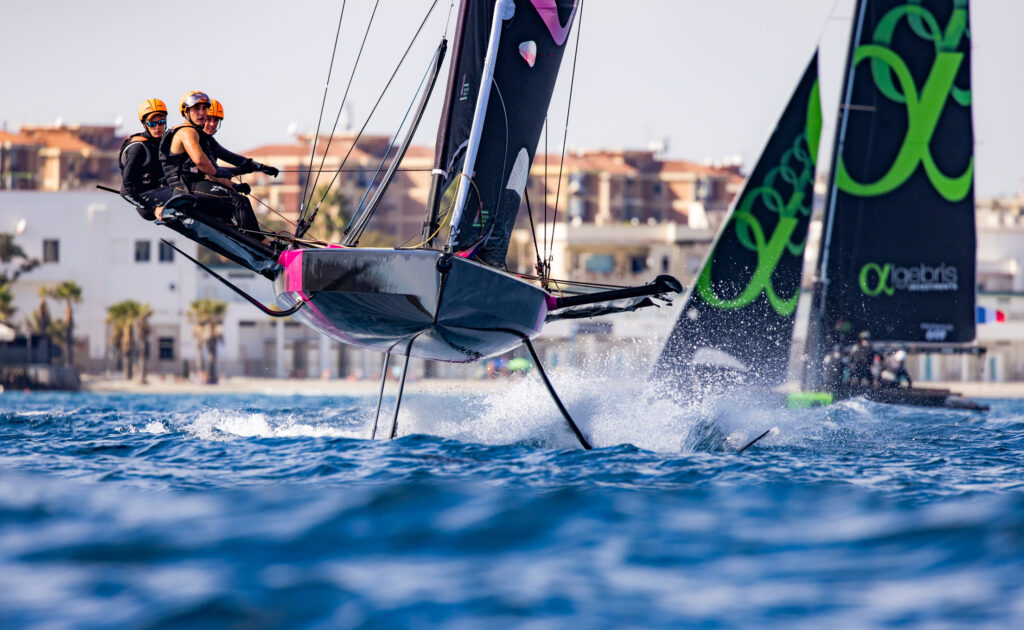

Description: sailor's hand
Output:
[237,158,258,175]
[257,163,279,177]
[214,166,234,179]
[234,182,252,195]
[154,206,164,221]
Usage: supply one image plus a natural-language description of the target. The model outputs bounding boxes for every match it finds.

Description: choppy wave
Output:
[1,382,1023,628]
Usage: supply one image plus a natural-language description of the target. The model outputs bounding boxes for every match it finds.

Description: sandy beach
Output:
[75,374,1024,399]
[79,374,508,396]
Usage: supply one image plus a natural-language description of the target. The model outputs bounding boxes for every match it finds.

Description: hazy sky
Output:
[2,0,1021,196]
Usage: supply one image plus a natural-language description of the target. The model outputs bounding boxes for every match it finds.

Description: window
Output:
[158,337,175,361]
[630,255,647,273]
[652,182,663,196]
[134,240,151,262]
[42,239,59,263]
[583,254,615,274]
[158,240,175,262]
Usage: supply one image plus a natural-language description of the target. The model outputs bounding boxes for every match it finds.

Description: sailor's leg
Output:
[370,353,391,440]
[230,194,261,235]
[523,338,592,450]
[188,180,237,224]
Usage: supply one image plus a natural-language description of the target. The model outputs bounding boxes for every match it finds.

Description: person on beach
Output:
[157,91,261,238]
[119,98,174,221]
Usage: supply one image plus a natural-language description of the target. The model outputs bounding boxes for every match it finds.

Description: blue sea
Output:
[1,377,1022,629]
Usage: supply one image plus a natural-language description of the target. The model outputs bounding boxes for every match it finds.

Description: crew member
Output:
[158,91,261,237]
[119,98,173,221]
[880,350,913,389]
[848,331,878,388]
[202,98,279,195]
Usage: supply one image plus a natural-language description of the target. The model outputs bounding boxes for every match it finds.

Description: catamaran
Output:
[127,0,682,449]
[653,0,984,411]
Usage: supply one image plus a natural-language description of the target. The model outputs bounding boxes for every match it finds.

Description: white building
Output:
[0,191,199,374]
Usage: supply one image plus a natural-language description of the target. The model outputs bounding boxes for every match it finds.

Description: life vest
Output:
[119,132,163,190]
[159,122,214,190]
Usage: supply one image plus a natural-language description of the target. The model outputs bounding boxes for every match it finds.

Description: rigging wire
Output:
[307,0,441,228]
[344,44,443,238]
[302,0,382,218]
[298,0,347,221]
[547,0,586,258]
[523,188,544,278]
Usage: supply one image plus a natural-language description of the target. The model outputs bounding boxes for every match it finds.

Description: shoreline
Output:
[77,374,508,395]
[59,375,1024,399]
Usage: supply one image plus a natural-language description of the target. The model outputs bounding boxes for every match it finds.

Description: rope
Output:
[303,0,381,216]
[548,0,586,257]
[298,0,346,218]
[310,0,440,216]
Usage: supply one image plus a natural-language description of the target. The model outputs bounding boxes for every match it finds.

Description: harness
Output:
[119,132,162,189]
[159,122,214,191]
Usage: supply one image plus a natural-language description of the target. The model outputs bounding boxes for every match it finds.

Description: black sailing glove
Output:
[236,158,258,175]
[257,163,279,177]
[234,182,252,195]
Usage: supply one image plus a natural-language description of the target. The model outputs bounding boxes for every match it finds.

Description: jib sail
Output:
[423,0,578,266]
[810,0,976,373]
[651,53,823,390]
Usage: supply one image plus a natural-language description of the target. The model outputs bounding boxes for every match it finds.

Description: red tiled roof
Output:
[0,130,39,146]
[23,130,96,152]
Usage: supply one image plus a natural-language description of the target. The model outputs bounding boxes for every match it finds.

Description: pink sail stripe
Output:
[529,0,578,46]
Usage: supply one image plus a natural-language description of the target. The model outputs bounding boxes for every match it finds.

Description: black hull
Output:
[274,248,548,362]
[834,386,988,411]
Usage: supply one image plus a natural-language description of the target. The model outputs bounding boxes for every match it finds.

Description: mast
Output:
[803,0,868,391]
[444,0,513,251]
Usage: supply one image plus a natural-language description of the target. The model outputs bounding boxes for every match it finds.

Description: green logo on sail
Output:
[859,262,895,296]
[697,79,822,318]
[859,260,959,296]
[836,0,972,202]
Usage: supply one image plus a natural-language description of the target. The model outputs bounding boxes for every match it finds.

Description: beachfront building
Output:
[242,133,435,244]
[0,124,121,192]
[0,191,198,376]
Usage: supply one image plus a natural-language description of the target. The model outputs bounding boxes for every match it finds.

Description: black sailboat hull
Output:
[274,248,548,362]
[837,386,988,411]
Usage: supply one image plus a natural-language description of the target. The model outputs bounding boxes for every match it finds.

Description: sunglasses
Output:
[145,118,167,128]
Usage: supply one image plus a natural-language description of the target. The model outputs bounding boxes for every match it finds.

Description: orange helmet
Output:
[138,98,167,122]
[207,99,224,120]
[179,91,211,116]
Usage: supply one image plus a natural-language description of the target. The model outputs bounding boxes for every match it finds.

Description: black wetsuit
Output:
[208,137,253,174]
[158,123,260,235]
[119,131,172,221]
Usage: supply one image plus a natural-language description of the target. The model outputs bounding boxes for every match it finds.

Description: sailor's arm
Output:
[180,127,233,186]
[210,139,279,177]
[119,143,153,210]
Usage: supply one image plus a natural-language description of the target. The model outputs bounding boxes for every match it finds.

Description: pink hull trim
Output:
[277,250,305,293]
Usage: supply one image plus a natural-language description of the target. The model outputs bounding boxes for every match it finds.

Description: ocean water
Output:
[1,375,1022,629]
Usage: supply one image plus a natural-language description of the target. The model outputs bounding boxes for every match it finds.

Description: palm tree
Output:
[313,185,351,243]
[107,300,141,379]
[188,299,227,384]
[0,284,13,323]
[48,281,82,367]
[134,303,153,384]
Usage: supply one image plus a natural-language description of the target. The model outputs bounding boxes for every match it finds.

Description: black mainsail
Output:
[806,0,976,387]
[424,0,579,266]
[651,53,823,391]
